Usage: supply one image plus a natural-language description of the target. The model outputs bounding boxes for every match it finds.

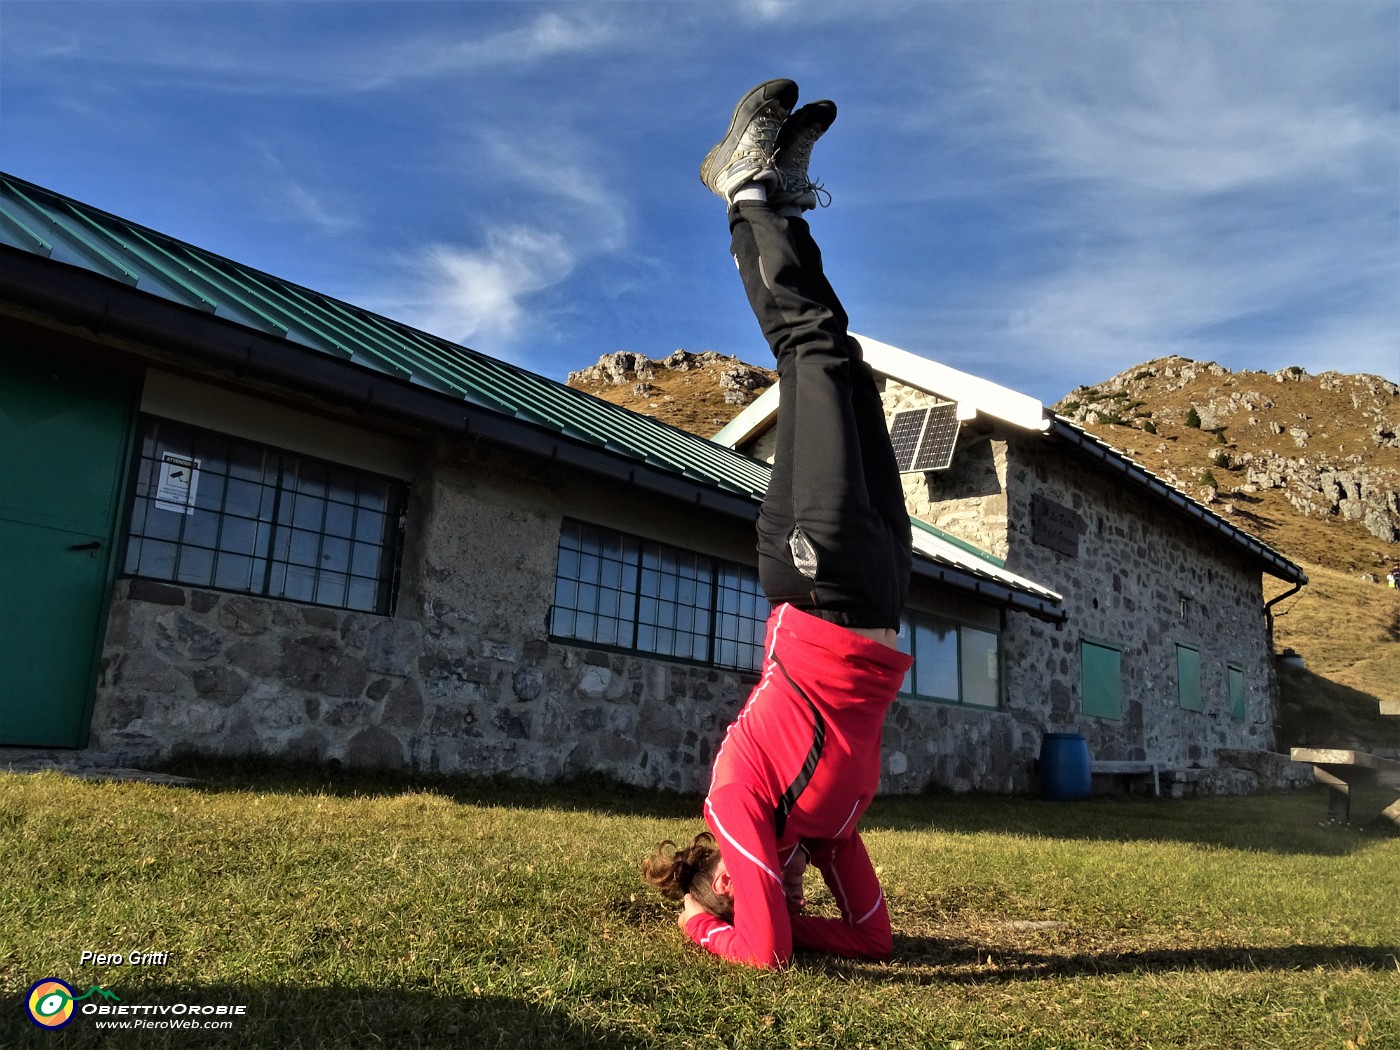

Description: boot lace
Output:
[735,109,787,166]
[776,126,834,206]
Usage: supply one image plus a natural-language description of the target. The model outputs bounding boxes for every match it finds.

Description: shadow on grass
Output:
[4,985,640,1050]
[148,757,1388,857]
[1278,664,1400,750]
[154,753,702,822]
[861,786,1397,857]
[835,937,1400,985]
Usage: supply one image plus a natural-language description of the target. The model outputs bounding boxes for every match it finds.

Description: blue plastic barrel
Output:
[1040,733,1092,800]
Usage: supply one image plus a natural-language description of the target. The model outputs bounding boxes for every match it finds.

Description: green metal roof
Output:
[0,172,770,502]
[0,172,1069,621]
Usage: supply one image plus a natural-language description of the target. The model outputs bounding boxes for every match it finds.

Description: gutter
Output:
[1263,579,1305,639]
[1,247,1065,621]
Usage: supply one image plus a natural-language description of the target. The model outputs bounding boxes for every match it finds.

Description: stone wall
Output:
[90,437,759,793]
[884,379,1012,561]
[897,426,1281,785]
[1010,435,1277,760]
[89,403,1284,797]
[830,387,1283,794]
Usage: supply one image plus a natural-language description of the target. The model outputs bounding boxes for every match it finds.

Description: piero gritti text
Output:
[80,951,171,966]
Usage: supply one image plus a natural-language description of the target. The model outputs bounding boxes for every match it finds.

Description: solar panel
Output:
[889,402,960,473]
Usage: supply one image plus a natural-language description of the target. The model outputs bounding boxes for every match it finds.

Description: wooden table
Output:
[1289,747,1400,827]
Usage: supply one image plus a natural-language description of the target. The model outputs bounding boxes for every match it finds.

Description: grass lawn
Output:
[2,764,1396,1049]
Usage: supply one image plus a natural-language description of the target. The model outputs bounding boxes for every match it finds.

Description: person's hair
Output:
[641,832,733,923]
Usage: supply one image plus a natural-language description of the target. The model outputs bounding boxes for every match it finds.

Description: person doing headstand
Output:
[642,79,914,970]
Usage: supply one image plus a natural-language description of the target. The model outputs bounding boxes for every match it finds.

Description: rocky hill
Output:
[1054,357,1400,577]
[566,350,775,438]
[567,349,1400,710]
[569,350,1400,577]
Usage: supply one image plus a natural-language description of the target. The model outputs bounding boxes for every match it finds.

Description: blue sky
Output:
[2,1,1396,404]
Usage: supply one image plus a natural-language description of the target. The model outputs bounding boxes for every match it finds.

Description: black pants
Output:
[729,201,911,630]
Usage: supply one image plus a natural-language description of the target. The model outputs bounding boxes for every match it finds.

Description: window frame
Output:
[897,609,1003,709]
[122,415,406,615]
[548,518,769,673]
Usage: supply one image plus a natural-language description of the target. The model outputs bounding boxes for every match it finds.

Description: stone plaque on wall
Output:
[1033,494,1084,557]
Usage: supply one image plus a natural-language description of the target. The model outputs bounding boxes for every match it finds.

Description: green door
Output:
[0,341,137,747]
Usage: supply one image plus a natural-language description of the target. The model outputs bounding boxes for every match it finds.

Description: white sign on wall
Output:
[155,452,201,515]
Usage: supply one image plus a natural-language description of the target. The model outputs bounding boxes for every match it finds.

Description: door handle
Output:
[68,541,103,552]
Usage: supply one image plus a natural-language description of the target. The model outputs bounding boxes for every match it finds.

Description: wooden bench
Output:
[1289,747,1400,827]
[1091,760,1160,797]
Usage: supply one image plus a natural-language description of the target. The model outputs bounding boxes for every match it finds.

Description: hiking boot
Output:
[771,100,837,210]
[700,79,799,202]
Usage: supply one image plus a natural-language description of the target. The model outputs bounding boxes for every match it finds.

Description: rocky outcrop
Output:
[1054,357,1400,547]
[1239,455,1400,542]
[568,350,773,405]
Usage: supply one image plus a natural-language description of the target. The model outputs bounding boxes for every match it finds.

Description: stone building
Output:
[715,336,1309,793]
[1,174,1071,794]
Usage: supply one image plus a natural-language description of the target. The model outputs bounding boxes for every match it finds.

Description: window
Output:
[1081,640,1123,720]
[550,519,768,672]
[1176,643,1202,712]
[897,611,1001,707]
[124,417,405,614]
[1228,664,1247,721]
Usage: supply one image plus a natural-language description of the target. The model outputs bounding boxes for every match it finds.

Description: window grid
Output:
[897,610,1001,708]
[124,417,404,615]
[550,519,767,672]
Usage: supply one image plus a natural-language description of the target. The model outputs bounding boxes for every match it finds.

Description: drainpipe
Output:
[1263,579,1304,644]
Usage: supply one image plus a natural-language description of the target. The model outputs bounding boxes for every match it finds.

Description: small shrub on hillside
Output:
[1142,420,1157,434]
[1185,406,1202,429]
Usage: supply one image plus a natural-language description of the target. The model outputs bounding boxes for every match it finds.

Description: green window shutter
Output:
[1176,644,1202,712]
[1081,640,1123,720]
[1228,665,1246,721]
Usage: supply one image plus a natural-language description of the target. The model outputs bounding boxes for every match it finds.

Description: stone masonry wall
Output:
[90,437,758,793]
[883,380,1012,560]
[88,412,1281,797]
[934,430,1278,782]
[845,413,1281,795]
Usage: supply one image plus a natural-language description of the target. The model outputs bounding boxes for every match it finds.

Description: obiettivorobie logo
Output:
[23,977,247,1032]
[26,979,121,1029]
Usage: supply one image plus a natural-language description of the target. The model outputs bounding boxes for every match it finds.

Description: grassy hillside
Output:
[1062,359,1400,746]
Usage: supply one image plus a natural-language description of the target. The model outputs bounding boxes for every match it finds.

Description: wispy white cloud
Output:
[395,228,575,354]
[358,11,618,91]
[1,6,619,96]
[373,115,632,359]
[905,1,1399,391]
[249,143,361,237]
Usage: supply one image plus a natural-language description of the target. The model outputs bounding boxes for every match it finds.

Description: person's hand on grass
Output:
[678,893,707,930]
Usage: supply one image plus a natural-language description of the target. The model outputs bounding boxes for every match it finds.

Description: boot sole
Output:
[700,78,798,190]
